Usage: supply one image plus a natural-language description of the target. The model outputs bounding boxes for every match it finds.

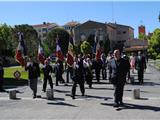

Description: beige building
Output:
[32,22,58,42]
[73,20,107,44]
[63,21,80,34]
[107,23,134,51]
[72,20,134,52]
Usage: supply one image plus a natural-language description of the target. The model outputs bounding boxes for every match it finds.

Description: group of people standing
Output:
[0,49,147,108]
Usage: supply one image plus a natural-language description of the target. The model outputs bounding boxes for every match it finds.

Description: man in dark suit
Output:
[42,60,53,92]
[135,51,147,85]
[109,49,130,107]
[25,56,40,98]
[71,54,85,99]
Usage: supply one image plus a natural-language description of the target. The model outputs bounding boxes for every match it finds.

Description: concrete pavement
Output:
[0,64,160,120]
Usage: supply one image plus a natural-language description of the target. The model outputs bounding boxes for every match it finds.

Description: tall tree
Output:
[11,24,38,58]
[44,28,70,57]
[87,34,95,47]
[0,24,12,56]
[148,28,160,59]
[138,33,147,40]
[103,35,110,55]
[80,41,92,55]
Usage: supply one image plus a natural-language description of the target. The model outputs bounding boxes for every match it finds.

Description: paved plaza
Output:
[0,64,160,120]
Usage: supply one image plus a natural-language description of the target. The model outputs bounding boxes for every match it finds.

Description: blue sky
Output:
[0,1,160,37]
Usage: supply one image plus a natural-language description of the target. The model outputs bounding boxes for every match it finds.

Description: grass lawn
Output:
[3,66,45,87]
[4,66,28,80]
[4,66,44,80]
[149,59,160,70]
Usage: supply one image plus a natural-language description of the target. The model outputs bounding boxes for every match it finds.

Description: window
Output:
[117,41,121,43]
[42,28,47,32]
[38,29,41,32]
[123,31,126,34]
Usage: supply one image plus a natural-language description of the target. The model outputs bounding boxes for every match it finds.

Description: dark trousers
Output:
[66,67,73,83]
[56,74,60,86]
[138,70,144,84]
[56,74,65,86]
[43,76,53,91]
[114,83,125,104]
[29,78,38,96]
[102,68,107,80]
[95,69,100,82]
[71,79,85,97]
[0,80,4,90]
[86,76,92,88]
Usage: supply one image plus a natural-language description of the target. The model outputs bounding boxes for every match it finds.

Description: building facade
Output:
[63,21,80,34]
[32,22,58,42]
[73,20,107,44]
[138,25,146,35]
[124,38,148,52]
[107,23,134,51]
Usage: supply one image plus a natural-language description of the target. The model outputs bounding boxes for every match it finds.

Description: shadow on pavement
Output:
[54,89,71,93]
[47,101,78,107]
[86,87,114,90]
[101,102,160,111]
[130,81,160,86]
[41,97,65,101]
[65,93,112,100]
[9,98,22,100]
[86,95,112,100]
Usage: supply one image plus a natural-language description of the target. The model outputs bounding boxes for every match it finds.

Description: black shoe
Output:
[113,103,119,107]
[71,95,75,99]
[81,93,85,96]
[119,102,124,106]
[42,89,46,92]
[33,95,37,99]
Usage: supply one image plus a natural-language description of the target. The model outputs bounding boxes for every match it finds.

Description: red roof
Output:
[64,21,80,27]
[124,45,148,52]
[32,23,57,28]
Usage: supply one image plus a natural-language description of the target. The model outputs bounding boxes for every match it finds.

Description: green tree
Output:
[44,28,69,57]
[103,35,110,55]
[80,41,92,55]
[87,34,95,47]
[0,24,12,56]
[148,28,160,59]
[11,24,38,57]
[138,33,147,40]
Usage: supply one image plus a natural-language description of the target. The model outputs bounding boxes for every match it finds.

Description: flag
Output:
[37,44,45,64]
[93,32,98,53]
[15,32,26,66]
[94,30,101,60]
[67,39,74,67]
[70,29,75,45]
[96,41,101,60]
[56,37,64,61]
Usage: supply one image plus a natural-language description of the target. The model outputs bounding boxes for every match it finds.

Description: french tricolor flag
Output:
[37,44,46,64]
[15,32,26,66]
[56,36,64,61]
